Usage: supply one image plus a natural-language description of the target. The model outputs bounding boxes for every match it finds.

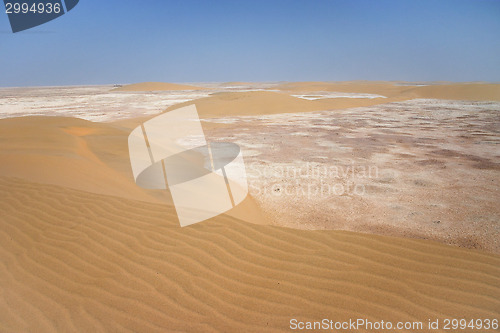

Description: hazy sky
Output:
[1,0,499,86]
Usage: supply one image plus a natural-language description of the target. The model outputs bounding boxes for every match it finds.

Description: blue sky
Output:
[1,0,499,86]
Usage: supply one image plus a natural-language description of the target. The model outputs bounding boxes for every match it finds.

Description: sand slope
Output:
[0,116,267,225]
[0,176,499,332]
[275,81,500,101]
[113,82,205,92]
[0,116,159,203]
[166,91,394,118]
[401,83,500,101]
[275,81,411,98]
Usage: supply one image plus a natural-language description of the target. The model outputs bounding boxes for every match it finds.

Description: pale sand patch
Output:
[292,92,387,100]
[0,85,212,122]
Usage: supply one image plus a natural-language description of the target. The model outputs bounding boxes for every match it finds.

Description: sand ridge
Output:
[162,82,500,119]
[113,82,206,92]
[165,90,398,118]
[275,81,500,101]
[0,116,160,203]
[0,115,267,226]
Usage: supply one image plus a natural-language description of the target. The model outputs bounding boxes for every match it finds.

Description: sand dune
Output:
[113,82,206,92]
[1,176,499,332]
[0,116,266,225]
[166,91,393,118]
[1,83,499,331]
[401,83,500,101]
[0,116,159,203]
[275,81,411,97]
[275,81,500,101]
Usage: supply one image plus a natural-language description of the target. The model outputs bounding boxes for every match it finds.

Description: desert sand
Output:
[113,82,206,92]
[0,82,499,331]
[275,81,500,101]
[165,91,396,118]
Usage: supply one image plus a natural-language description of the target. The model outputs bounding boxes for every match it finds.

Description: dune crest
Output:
[275,81,410,97]
[113,82,206,92]
[0,116,268,226]
[401,83,500,101]
[0,116,164,203]
[275,81,500,101]
[166,91,393,118]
